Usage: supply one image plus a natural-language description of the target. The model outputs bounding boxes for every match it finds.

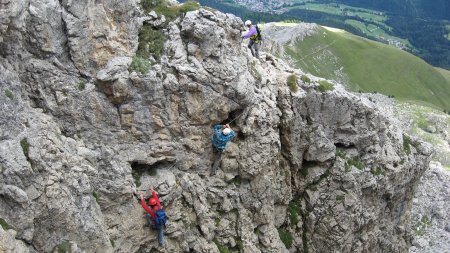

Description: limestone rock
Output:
[0,2,432,253]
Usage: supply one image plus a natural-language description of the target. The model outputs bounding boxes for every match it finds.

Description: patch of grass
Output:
[403,134,412,155]
[336,194,345,201]
[336,149,347,159]
[287,74,298,92]
[250,61,262,82]
[415,215,432,236]
[300,74,311,84]
[20,138,30,160]
[110,239,115,248]
[0,218,12,230]
[278,228,293,249]
[371,167,385,176]
[286,27,450,110]
[129,56,152,74]
[78,82,86,91]
[318,80,334,92]
[234,238,244,250]
[4,89,13,99]
[287,200,300,227]
[215,217,221,226]
[54,240,71,253]
[345,157,364,171]
[227,175,241,186]
[213,239,230,253]
[92,191,100,203]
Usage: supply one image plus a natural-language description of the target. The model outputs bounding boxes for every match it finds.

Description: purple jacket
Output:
[242,26,257,39]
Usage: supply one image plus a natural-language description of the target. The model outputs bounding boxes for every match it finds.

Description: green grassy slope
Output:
[286,26,450,110]
[436,68,450,83]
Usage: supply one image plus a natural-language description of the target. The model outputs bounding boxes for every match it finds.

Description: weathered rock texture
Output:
[410,162,450,253]
[0,1,432,252]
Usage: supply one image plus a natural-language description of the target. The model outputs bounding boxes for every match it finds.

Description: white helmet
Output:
[222,128,231,135]
[245,20,252,26]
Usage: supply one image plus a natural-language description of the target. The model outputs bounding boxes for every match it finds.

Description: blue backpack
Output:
[154,209,167,228]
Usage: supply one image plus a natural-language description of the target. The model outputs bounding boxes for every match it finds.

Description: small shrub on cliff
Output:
[403,134,412,155]
[4,89,13,99]
[336,149,346,159]
[129,56,152,74]
[0,218,12,230]
[336,194,345,201]
[137,25,165,60]
[92,191,100,203]
[371,167,385,176]
[20,138,30,160]
[288,200,300,227]
[318,80,334,92]
[278,228,293,249]
[287,74,298,93]
[415,215,431,236]
[345,157,364,171]
[213,239,230,253]
[300,75,311,84]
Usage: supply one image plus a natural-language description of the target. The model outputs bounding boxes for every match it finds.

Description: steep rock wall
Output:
[0,1,431,252]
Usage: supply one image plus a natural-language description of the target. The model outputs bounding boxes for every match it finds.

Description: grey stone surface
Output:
[0,2,432,253]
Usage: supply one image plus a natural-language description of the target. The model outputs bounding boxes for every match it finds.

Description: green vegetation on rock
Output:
[288,200,300,226]
[287,74,298,92]
[371,167,385,176]
[300,74,311,84]
[137,25,165,60]
[318,80,334,92]
[213,239,230,253]
[278,228,293,249]
[4,89,13,99]
[414,215,432,236]
[403,134,412,155]
[0,218,12,230]
[92,191,100,203]
[345,157,364,171]
[78,82,86,91]
[129,56,152,74]
[20,138,30,159]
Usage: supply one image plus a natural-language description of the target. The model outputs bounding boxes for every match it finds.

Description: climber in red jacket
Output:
[138,186,166,246]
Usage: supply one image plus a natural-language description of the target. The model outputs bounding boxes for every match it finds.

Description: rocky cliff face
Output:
[0,1,432,252]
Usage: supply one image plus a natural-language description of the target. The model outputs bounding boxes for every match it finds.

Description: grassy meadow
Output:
[285,26,450,110]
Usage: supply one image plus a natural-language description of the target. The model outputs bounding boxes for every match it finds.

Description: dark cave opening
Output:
[130,160,174,187]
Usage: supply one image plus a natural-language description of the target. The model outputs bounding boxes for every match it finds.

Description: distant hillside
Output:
[192,0,450,69]
[266,24,450,110]
[335,0,450,20]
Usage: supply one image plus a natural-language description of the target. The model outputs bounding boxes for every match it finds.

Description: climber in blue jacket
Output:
[211,124,236,175]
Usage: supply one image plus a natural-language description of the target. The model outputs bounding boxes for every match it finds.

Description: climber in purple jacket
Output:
[241,20,261,59]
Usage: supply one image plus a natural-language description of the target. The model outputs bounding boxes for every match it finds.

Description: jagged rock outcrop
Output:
[0,1,432,252]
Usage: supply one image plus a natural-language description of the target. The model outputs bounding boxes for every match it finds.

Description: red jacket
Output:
[140,191,162,221]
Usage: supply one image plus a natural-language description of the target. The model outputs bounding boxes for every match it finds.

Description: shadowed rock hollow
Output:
[0,1,432,252]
